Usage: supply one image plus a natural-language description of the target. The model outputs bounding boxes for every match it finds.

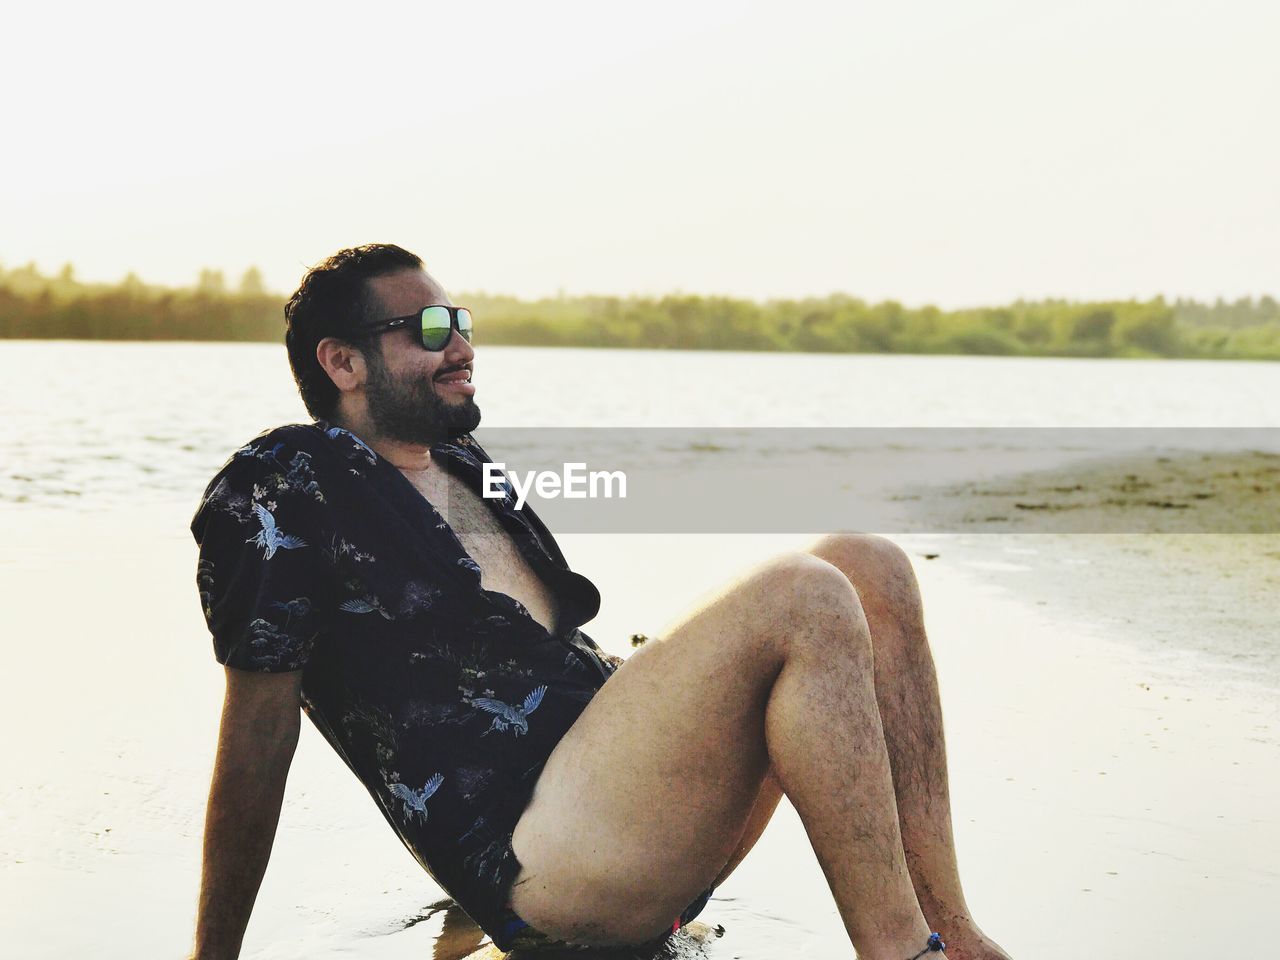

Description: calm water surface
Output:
[3,341,1277,510]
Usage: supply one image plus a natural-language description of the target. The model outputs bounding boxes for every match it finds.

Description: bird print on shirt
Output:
[471,685,547,737]
[246,502,307,559]
[324,425,378,465]
[234,441,287,466]
[388,772,444,824]
[339,593,396,619]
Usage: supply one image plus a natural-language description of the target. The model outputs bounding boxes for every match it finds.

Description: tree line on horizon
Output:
[2,261,1278,361]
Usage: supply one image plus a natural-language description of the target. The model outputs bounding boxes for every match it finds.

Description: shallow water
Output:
[2,342,1278,959]
[4,341,1279,512]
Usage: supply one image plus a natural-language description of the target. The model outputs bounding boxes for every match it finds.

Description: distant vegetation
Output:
[3,261,1279,360]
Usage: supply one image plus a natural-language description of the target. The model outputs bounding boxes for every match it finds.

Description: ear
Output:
[316,337,369,392]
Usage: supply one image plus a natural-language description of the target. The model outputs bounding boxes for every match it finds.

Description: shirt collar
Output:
[312,418,380,464]
[311,418,482,469]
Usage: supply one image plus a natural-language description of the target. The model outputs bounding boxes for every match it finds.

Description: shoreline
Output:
[911,448,1280,534]
[903,448,1280,688]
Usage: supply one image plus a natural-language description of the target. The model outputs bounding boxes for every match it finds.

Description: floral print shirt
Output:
[190,418,620,941]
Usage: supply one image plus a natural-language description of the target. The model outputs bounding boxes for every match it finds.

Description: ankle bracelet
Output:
[907,932,946,959]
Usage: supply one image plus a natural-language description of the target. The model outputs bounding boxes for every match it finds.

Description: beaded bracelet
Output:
[907,932,946,959]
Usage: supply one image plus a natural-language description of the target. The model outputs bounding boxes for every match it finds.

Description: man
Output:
[187,244,1011,960]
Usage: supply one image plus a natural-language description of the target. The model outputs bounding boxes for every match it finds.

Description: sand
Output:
[912,448,1280,534]
[2,462,1277,958]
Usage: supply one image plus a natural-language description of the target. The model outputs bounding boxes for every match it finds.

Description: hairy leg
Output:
[709,768,783,889]
[805,534,1011,960]
[509,553,946,960]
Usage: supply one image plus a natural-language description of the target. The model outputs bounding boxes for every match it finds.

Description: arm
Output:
[188,667,303,960]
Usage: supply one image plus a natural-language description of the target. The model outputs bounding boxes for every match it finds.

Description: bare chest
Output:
[407,466,561,635]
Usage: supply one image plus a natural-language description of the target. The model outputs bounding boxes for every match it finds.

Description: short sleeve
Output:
[190,434,336,673]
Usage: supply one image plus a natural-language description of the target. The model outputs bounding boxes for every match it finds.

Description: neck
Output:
[327,409,437,474]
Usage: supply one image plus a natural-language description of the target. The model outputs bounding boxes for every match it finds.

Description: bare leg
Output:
[709,768,783,889]
[805,534,1011,960]
[509,553,946,960]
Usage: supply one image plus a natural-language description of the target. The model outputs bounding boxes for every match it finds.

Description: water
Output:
[3,341,1277,511]
[3,341,1278,960]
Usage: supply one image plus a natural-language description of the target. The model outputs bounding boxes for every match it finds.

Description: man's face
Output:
[359,269,481,446]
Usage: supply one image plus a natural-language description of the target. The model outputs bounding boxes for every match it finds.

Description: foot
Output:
[931,923,1012,960]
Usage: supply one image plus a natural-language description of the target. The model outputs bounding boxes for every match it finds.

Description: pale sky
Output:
[3,0,1276,307]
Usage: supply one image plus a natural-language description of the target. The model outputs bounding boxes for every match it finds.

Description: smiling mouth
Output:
[435,370,472,383]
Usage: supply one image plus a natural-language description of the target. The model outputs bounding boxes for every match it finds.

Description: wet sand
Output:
[913,448,1280,534]
[911,448,1280,680]
[2,495,1277,959]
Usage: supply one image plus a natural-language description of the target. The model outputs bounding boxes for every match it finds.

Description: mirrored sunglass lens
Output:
[420,306,452,348]
[457,308,473,341]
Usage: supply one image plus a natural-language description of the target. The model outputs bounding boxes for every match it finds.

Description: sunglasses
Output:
[357,304,473,351]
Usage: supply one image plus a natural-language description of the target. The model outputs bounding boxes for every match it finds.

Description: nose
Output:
[446,325,475,363]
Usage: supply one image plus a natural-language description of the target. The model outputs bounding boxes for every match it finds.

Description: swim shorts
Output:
[494,885,716,952]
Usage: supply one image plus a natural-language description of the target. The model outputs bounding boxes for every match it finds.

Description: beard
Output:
[363,347,481,446]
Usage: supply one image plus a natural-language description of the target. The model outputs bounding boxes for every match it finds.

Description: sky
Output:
[2,0,1276,307]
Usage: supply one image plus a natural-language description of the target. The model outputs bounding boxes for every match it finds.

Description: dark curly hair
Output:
[284,243,424,419]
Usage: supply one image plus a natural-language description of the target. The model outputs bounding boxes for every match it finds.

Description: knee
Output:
[759,551,860,608]
[753,552,872,662]
[805,534,921,609]
[806,533,912,577]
